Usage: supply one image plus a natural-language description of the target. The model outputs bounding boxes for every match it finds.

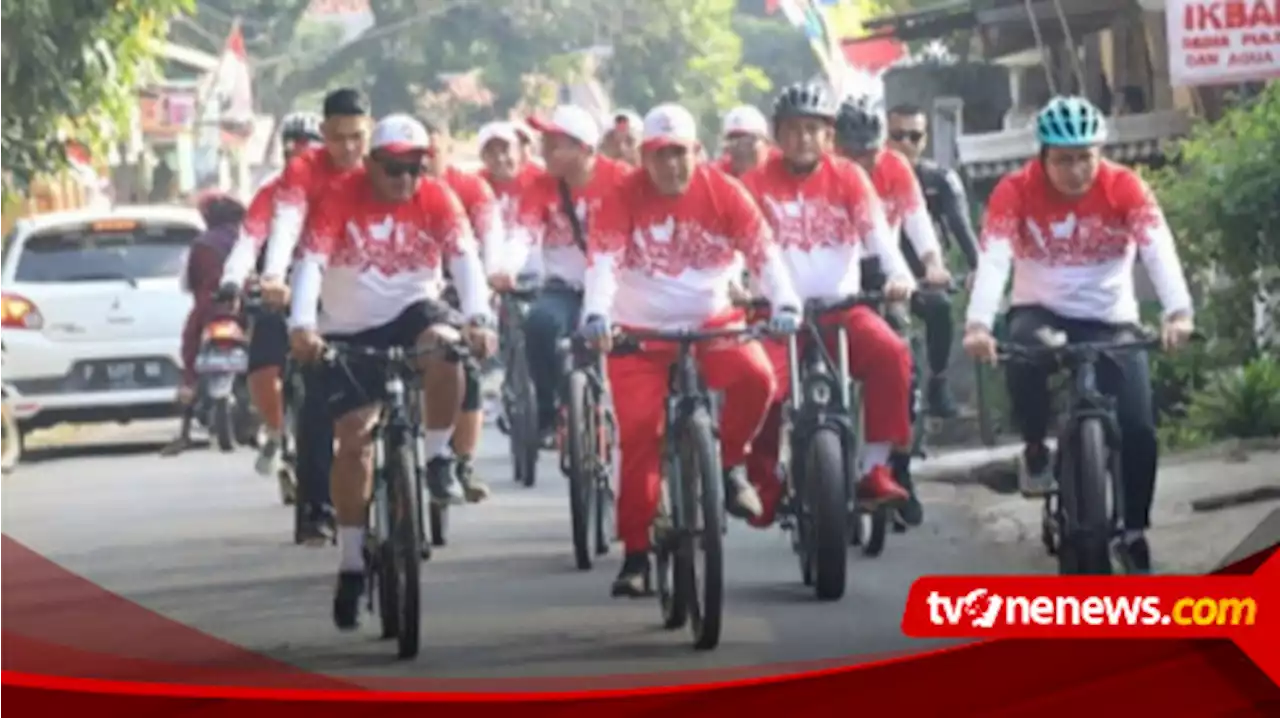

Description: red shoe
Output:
[856,465,909,508]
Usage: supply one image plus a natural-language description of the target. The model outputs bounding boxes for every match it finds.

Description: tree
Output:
[732,14,821,109]
[598,0,769,144]
[1,0,194,190]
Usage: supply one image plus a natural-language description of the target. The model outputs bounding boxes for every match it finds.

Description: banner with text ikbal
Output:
[1167,0,1280,86]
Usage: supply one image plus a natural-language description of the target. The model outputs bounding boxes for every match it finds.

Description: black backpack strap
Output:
[557,179,588,254]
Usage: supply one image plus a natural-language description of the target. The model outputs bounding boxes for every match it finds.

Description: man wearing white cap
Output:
[580,103,802,597]
[476,120,545,281]
[716,105,776,178]
[510,104,630,444]
[287,113,497,631]
[599,109,642,167]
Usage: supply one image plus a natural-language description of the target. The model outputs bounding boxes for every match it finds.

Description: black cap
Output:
[323,88,368,118]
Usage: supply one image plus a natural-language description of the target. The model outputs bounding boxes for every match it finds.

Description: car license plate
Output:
[77,359,169,391]
[196,349,248,374]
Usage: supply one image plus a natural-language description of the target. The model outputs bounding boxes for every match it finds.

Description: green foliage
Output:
[1143,83,1280,360]
[732,14,821,109]
[603,0,770,145]
[1,0,195,190]
[1185,356,1280,441]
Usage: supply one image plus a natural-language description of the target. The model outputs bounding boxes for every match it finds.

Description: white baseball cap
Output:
[642,103,699,150]
[371,114,431,155]
[722,105,769,138]
[527,105,601,148]
[476,121,520,152]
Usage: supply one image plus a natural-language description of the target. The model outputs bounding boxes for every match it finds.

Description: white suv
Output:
[1,205,204,440]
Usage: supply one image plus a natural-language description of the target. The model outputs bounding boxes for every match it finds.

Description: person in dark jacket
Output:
[161,193,247,456]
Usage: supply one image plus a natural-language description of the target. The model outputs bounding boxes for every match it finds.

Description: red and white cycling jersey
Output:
[289,170,489,335]
[480,163,545,276]
[966,159,1192,329]
[583,164,799,329]
[440,165,504,275]
[740,153,913,302]
[261,146,361,279]
[508,156,630,287]
[867,148,941,261]
[221,171,282,286]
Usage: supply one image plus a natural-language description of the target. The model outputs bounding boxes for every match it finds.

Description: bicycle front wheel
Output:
[677,406,724,651]
[1061,418,1112,576]
[566,370,595,570]
[387,440,422,658]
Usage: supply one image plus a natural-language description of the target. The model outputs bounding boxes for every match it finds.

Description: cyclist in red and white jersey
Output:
[424,119,503,503]
[962,96,1195,574]
[219,112,323,477]
[581,103,802,596]
[477,120,544,280]
[739,83,915,528]
[287,114,496,629]
[505,105,630,443]
[599,109,642,167]
[715,105,777,178]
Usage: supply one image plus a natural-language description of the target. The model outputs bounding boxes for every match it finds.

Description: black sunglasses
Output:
[889,130,925,144]
[378,157,425,178]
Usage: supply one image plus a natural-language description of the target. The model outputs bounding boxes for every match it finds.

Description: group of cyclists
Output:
[175,79,1195,631]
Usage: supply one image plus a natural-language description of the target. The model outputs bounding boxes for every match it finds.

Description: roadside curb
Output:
[915,437,1280,497]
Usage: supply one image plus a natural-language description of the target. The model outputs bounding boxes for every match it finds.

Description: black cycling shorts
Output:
[321,299,462,419]
[247,312,289,373]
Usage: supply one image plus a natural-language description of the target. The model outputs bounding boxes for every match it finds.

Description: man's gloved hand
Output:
[581,314,612,352]
[768,307,801,336]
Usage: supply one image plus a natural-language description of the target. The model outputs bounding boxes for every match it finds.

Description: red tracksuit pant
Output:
[745,305,913,527]
[608,319,775,554]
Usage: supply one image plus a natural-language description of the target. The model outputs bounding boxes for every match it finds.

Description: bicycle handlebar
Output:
[995,331,1162,364]
[615,322,768,345]
[321,337,470,366]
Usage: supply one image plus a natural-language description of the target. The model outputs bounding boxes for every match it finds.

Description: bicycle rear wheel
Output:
[387,440,422,658]
[1060,419,1112,575]
[507,348,539,487]
[678,407,724,651]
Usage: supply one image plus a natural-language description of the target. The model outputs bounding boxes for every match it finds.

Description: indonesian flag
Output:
[205,20,254,133]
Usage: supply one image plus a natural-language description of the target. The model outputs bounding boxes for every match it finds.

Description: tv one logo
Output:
[925,589,1258,629]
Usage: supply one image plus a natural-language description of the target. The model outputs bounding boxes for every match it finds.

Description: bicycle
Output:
[496,277,542,488]
[320,335,467,659]
[557,333,617,571]
[995,328,1163,575]
[612,323,765,651]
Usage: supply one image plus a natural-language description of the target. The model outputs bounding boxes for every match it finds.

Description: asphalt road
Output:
[2,420,1051,684]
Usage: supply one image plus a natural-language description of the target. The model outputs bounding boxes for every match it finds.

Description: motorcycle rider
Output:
[739,83,915,529]
[599,109,642,167]
[833,96,951,528]
[222,88,370,540]
[220,112,323,480]
[581,103,802,597]
[162,192,247,456]
[506,105,630,445]
[961,96,1194,574]
[424,118,501,503]
[287,114,496,628]
[716,105,776,178]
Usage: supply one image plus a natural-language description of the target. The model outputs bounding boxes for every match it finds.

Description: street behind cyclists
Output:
[285,114,497,629]
[580,102,803,597]
[961,95,1195,574]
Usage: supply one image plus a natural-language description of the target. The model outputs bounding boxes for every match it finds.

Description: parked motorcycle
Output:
[193,311,259,452]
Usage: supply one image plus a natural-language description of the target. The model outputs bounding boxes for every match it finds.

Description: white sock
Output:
[338,526,365,572]
[422,429,452,459]
[859,442,892,478]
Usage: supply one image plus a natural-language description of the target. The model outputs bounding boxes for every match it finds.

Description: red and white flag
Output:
[205,20,254,132]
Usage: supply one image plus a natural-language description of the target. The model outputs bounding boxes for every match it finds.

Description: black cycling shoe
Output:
[455,455,491,503]
[891,453,924,527]
[426,456,464,505]
[926,376,959,419]
[332,570,365,630]
[610,552,651,598]
[1118,534,1153,575]
[723,467,763,520]
[298,503,337,546]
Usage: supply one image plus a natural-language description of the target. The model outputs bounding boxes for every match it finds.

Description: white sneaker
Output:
[255,436,282,477]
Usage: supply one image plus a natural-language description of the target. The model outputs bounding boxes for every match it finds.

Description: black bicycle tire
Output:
[593,399,616,557]
[387,440,422,658]
[213,397,235,452]
[378,540,399,639]
[1064,418,1113,576]
[566,370,594,570]
[806,429,850,600]
[657,481,688,630]
[679,407,724,651]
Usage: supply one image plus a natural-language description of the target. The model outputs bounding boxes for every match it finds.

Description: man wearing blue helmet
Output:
[961,96,1196,574]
